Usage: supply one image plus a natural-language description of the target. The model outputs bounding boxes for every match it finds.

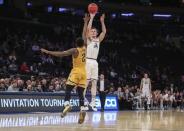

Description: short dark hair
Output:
[75,37,84,47]
[91,27,98,33]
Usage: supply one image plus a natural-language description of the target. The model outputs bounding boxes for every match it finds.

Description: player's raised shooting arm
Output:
[41,48,77,57]
[99,14,106,43]
[87,13,95,30]
[82,14,90,43]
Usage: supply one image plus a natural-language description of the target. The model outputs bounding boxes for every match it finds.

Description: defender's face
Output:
[90,29,97,38]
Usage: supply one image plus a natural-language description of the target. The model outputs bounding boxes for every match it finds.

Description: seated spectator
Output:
[169,92,175,109]
[17,79,24,91]
[175,92,183,110]
[30,63,39,74]
[26,84,33,92]
[31,81,37,91]
[122,88,134,110]
[8,62,18,74]
[134,88,142,109]
[0,79,6,91]
[4,78,10,89]
[162,90,169,109]
[7,80,19,92]
[41,79,48,92]
[114,87,123,110]
[48,84,55,92]
[36,84,43,92]
[8,52,17,63]
[108,87,114,94]
[20,62,30,73]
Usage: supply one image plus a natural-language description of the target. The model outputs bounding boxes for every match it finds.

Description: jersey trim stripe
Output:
[68,79,78,85]
[86,57,97,60]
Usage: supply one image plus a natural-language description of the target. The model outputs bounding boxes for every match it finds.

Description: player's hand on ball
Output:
[83,13,90,23]
[100,14,105,22]
[41,48,49,54]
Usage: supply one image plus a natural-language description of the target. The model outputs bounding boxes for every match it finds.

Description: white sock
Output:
[64,101,70,107]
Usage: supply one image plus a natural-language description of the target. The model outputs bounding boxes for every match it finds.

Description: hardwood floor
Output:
[0,110,184,131]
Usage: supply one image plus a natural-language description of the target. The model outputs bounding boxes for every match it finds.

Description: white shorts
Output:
[142,88,150,98]
[86,59,98,80]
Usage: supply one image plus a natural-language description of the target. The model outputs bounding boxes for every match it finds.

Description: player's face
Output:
[100,74,104,80]
[90,29,97,38]
[144,74,148,78]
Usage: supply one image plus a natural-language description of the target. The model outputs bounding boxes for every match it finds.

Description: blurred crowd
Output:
[111,84,184,111]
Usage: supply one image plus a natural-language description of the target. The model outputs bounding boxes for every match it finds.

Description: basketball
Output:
[88,3,98,14]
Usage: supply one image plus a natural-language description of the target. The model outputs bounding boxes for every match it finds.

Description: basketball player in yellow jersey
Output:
[41,38,87,124]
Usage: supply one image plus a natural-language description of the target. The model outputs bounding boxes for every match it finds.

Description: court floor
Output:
[0,110,184,131]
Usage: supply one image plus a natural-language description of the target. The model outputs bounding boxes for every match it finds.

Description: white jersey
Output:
[86,38,100,60]
[142,78,151,90]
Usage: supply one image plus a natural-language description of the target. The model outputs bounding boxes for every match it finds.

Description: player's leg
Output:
[83,60,91,105]
[61,70,78,118]
[83,79,90,105]
[78,74,88,124]
[61,84,75,118]
[141,89,146,109]
[77,87,87,124]
[101,92,106,111]
[146,90,151,110]
[89,61,98,111]
[90,79,97,111]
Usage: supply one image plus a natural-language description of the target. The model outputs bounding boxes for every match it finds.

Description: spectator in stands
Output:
[31,81,37,91]
[108,87,114,94]
[169,92,175,109]
[20,62,30,73]
[134,88,142,109]
[122,88,134,110]
[41,79,48,92]
[17,79,24,91]
[0,79,6,91]
[48,84,55,92]
[175,92,183,110]
[30,63,39,75]
[7,80,19,92]
[8,52,17,63]
[36,84,43,92]
[4,78,10,89]
[162,90,169,109]
[114,87,123,110]
[8,61,18,74]
[26,84,33,92]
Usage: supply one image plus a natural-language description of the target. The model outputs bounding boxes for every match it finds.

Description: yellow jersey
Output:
[72,46,86,69]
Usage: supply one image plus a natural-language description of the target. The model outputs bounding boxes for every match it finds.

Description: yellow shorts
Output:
[66,68,86,88]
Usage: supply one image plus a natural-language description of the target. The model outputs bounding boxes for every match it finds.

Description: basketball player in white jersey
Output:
[140,73,152,110]
[82,13,106,111]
